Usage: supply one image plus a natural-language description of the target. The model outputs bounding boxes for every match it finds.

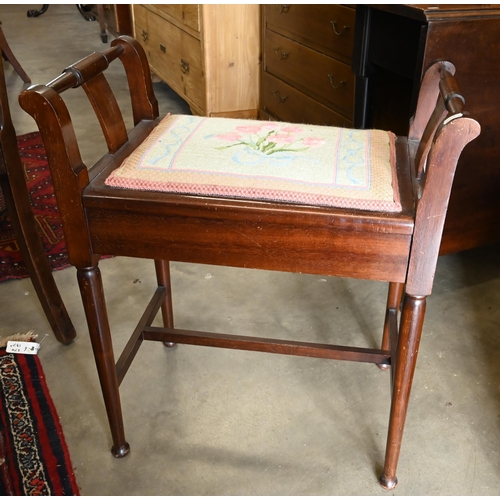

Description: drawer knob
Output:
[275,5,290,14]
[141,29,148,42]
[180,59,190,74]
[272,90,288,103]
[328,74,346,90]
[273,47,289,60]
[330,21,349,36]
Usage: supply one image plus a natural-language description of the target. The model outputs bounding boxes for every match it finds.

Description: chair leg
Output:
[77,264,130,458]
[27,5,49,18]
[0,25,30,83]
[16,214,76,344]
[380,294,426,490]
[155,260,174,328]
[155,259,176,347]
[96,4,108,43]
[378,282,404,370]
[0,177,76,344]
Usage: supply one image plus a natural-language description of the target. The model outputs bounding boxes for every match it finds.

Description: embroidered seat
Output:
[19,36,480,490]
[106,114,400,212]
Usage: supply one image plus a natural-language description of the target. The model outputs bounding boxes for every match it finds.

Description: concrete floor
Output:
[1,4,500,496]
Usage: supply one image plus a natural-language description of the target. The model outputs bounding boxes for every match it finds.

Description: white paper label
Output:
[6,341,40,355]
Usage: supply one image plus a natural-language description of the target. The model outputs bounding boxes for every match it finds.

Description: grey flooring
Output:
[1,4,500,496]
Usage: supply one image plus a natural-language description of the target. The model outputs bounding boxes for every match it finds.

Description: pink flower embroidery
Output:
[235,125,263,134]
[302,137,326,147]
[215,121,322,156]
[268,133,296,145]
[281,126,304,134]
[216,132,243,141]
[261,123,279,130]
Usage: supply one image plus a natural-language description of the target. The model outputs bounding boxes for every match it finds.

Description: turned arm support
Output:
[47,45,124,92]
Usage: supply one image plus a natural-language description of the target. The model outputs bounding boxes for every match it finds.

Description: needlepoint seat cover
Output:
[105,114,401,212]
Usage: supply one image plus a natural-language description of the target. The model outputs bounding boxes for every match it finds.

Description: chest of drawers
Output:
[259,4,356,126]
[133,4,260,118]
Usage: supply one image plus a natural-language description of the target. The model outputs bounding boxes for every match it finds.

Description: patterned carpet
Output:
[0,344,80,495]
[0,132,71,282]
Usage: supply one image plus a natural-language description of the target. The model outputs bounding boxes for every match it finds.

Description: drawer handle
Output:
[160,44,166,53]
[180,59,190,74]
[272,90,288,103]
[141,29,148,42]
[273,47,289,60]
[275,5,290,13]
[330,21,349,36]
[328,74,346,90]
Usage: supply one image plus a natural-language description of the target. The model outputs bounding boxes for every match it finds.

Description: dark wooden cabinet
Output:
[260,4,500,255]
[353,5,500,255]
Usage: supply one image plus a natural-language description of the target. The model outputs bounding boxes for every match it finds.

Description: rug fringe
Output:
[0,330,37,348]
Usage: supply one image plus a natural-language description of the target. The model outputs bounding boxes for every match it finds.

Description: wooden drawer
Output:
[146,11,204,111]
[265,4,355,64]
[261,72,353,127]
[265,30,354,118]
[151,4,200,33]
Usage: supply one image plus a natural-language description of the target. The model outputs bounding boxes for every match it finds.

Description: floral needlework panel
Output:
[105,114,401,212]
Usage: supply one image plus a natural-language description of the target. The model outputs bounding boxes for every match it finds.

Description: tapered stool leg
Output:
[155,260,176,347]
[379,282,405,370]
[77,265,130,458]
[155,259,174,328]
[380,294,426,490]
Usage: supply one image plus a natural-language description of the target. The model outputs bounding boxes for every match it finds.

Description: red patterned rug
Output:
[0,131,71,282]
[0,346,80,495]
